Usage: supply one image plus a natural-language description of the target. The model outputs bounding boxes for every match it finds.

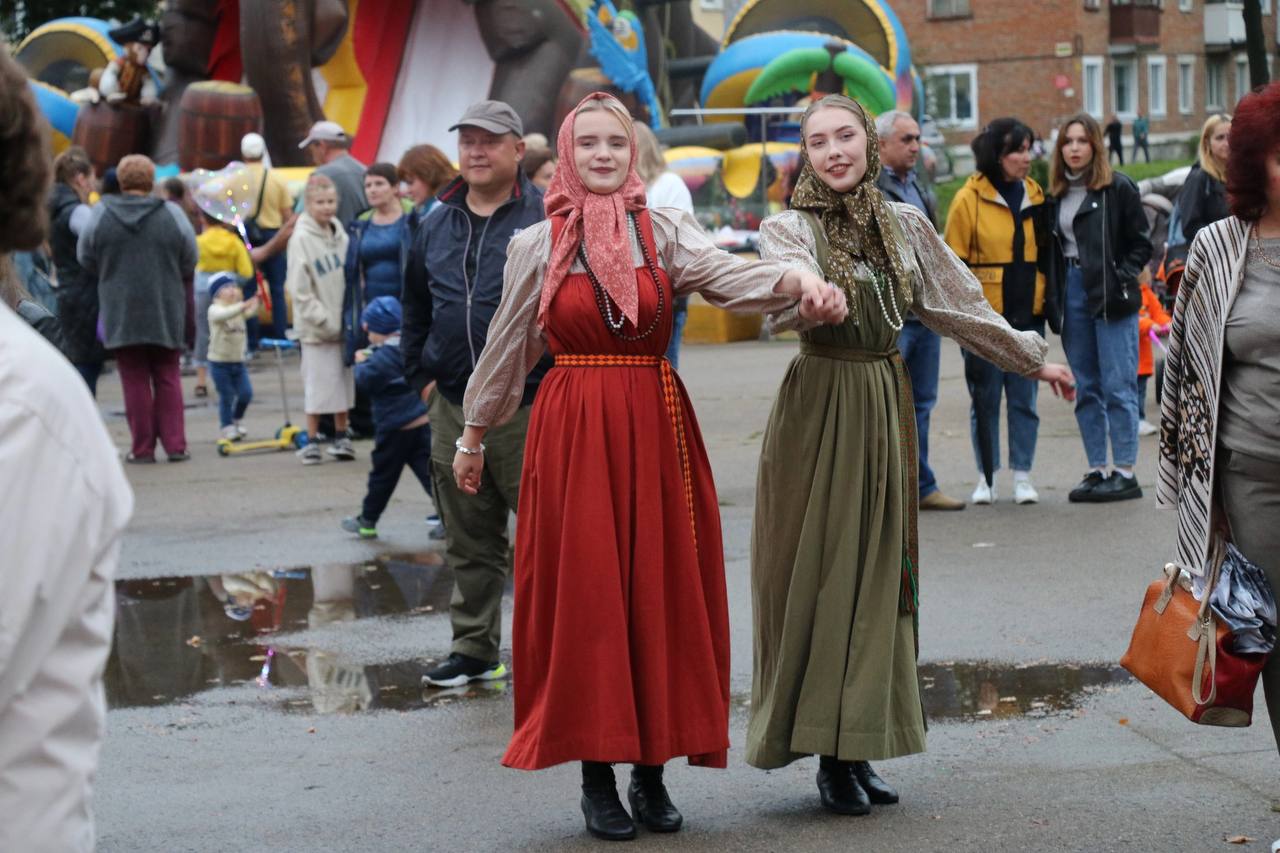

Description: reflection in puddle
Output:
[104,553,505,713]
[918,661,1131,720]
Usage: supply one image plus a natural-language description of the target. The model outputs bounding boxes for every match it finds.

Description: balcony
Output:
[1204,0,1246,47]
[1110,0,1161,47]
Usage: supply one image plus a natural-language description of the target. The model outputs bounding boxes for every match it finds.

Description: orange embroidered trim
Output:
[554,354,697,553]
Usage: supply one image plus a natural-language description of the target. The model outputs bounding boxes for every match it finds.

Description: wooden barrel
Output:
[178,81,263,172]
[553,67,648,133]
[71,101,151,176]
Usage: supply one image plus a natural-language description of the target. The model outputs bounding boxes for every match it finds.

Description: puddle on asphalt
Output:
[104,552,513,714]
[918,661,1132,721]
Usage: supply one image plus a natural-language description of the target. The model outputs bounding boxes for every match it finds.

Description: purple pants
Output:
[115,345,187,458]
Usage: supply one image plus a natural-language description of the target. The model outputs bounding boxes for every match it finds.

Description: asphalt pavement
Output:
[95,336,1280,852]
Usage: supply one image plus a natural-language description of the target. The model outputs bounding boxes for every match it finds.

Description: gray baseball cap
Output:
[298,120,349,149]
[449,100,523,136]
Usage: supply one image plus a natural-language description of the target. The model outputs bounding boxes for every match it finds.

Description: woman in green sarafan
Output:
[749,95,1075,814]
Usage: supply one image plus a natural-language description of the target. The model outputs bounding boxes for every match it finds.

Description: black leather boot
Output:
[816,756,871,816]
[628,764,684,833]
[851,761,899,805]
[580,762,636,841]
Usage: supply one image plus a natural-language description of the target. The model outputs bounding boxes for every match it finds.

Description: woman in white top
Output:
[635,123,696,367]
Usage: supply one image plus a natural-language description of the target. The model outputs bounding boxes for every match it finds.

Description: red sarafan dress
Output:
[461,207,798,771]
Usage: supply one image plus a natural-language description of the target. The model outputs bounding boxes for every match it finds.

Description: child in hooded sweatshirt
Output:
[340,296,434,538]
[287,174,355,464]
[193,210,253,398]
[206,271,259,440]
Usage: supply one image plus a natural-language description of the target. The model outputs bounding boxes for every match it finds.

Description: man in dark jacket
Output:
[401,100,550,688]
[48,148,104,394]
[78,154,197,462]
[875,110,966,511]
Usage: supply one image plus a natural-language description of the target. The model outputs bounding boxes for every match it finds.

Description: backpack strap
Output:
[796,209,830,277]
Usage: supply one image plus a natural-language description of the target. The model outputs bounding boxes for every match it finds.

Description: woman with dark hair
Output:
[1175,114,1232,244]
[943,117,1051,505]
[48,147,104,392]
[521,146,557,191]
[1159,82,1280,755]
[750,95,1072,815]
[1046,112,1152,503]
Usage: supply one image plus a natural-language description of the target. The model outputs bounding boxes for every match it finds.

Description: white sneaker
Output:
[1138,419,1158,436]
[234,423,248,439]
[972,479,996,505]
[221,425,239,441]
[296,444,322,465]
[1013,479,1040,505]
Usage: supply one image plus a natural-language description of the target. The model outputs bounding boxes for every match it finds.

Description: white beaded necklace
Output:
[869,271,905,332]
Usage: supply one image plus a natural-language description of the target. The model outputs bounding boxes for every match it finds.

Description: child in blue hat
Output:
[207,272,258,440]
[341,296,435,538]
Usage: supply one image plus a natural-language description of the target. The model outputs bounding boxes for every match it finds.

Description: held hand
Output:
[243,296,260,314]
[794,271,848,325]
[354,348,370,364]
[1034,363,1076,402]
[453,450,484,495]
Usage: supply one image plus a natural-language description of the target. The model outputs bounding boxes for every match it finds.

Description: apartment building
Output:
[696,0,1276,152]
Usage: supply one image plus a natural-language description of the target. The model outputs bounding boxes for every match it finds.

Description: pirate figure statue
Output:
[99,18,159,104]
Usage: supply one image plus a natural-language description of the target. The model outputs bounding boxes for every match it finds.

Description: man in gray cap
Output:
[298,120,368,227]
[401,99,551,688]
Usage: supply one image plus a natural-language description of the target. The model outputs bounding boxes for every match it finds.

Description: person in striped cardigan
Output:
[1158,82,1280,753]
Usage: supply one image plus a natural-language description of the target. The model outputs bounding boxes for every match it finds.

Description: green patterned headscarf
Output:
[790,94,915,310]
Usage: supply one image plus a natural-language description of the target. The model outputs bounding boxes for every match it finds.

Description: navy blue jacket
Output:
[400,173,551,406]
[355,337,428,440]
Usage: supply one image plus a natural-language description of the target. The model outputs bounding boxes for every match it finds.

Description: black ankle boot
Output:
[580,762,636,841]
[628,764,683,833]
[851,761,899,804]
[816,756,871,816]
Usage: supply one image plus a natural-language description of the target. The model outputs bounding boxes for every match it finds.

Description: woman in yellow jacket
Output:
[944,118,1049,506]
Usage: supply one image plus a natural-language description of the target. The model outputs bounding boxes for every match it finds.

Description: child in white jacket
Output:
[286,174,354,464]
[207,271,259,440]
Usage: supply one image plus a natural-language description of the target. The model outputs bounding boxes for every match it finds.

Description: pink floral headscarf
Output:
[539,93,648,328]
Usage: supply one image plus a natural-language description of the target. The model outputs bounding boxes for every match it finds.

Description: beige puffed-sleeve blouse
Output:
[463,208,804,428]
[757,204,1048,375]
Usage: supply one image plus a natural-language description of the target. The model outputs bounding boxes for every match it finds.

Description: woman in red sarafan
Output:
[453,93,846,841]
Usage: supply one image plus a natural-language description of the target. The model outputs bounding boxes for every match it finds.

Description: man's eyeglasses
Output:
[898,134,921,144]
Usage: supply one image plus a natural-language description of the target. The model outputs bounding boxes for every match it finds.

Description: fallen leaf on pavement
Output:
[1224,835,1254,844]
[1118,717,1129,725]
[307,727,316,734]
[185,635,202,647]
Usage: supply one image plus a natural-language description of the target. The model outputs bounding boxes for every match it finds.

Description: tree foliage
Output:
[1,1,160,44]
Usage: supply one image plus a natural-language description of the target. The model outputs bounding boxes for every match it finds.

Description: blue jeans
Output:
[665,299,688,369]
[1060,266,1140,468]
[209,361,253,428]
[899,318,941,497]
[964,317,1044,474]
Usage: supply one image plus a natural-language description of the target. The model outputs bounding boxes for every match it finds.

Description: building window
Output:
[1147,56,1168,117]
[1084,0,1100,9]
[1083,56,1105,117]
[924,64,978,128]
[1235,54,1251,102]
[1112,57,1138,117]
[1206,57,1226,109]
[928,0,971,18]
[1178,0,1192,9]
[1177,56,1195,114]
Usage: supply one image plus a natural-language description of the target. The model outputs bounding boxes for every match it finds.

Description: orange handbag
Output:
[1121,543,1267,727]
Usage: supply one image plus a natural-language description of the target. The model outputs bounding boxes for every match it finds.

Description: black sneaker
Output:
[421,652,508,688]
[1089,471,1143,502]
[1068,471,1107,503]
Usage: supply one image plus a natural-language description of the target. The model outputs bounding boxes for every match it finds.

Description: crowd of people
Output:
[3,32,1280,846]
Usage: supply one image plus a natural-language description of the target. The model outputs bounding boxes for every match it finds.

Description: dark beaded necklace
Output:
[577,212,665,341]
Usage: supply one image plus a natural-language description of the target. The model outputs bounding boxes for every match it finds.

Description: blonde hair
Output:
[1199,113,1231,182]
[116,154,155,193]
[573,95,636,143]
[304,173,336,202]
[633,123,667,186]
[1048,113,1114,196]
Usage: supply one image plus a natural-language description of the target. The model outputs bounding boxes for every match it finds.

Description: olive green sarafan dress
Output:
[746,204,1048,769]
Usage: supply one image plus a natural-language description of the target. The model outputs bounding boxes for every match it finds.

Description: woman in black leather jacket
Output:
[1045,113,1152,504]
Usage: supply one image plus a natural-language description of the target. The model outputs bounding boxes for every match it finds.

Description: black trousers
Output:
[362,423,434,523]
